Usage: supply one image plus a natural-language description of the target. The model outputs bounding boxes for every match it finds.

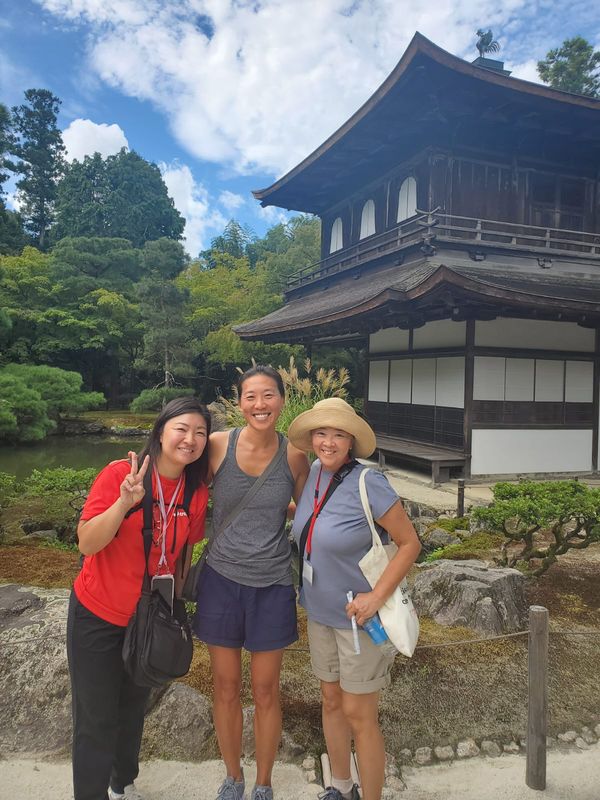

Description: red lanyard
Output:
[305,467,335,558]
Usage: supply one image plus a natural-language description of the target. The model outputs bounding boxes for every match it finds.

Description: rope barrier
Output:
[2,627,600,651]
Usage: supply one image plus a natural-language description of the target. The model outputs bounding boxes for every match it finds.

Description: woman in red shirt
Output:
[67,397,211,800]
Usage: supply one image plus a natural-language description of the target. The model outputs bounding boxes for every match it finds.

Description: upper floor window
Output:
[329,217,343,253]
[360,199,376,239]
[397,176,417,223]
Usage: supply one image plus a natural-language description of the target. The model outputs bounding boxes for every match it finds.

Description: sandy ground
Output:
[1,748,599,800]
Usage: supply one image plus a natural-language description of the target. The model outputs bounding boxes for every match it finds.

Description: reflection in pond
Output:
[0,436,146,480]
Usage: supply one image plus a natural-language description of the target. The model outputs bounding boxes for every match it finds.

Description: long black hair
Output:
[237,364,285,397]
[138,396,212,493]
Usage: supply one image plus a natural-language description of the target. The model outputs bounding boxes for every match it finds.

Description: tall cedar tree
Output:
[537,37,600,98]
[11,89,65,249]
[53,149,185,247]
[0,103,26,255]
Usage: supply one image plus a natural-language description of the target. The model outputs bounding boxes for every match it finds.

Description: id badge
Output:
[302,560,314,585]
[151,574,174,611]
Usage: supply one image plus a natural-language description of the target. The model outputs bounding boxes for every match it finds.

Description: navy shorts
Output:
[192,564,298,652]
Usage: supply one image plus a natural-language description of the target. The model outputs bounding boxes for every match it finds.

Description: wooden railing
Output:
[286,211,600,292]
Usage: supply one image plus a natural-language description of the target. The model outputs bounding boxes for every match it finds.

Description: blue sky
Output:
[1,0,599,256]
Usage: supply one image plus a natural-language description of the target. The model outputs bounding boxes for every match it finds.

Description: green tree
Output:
[53,149,185,247]
[0,371,53,442]
[11,89,65,249]
[2,363,104,416]
[537,36,600,97]
[203,219,258,267]
[0,103,26,255]
[135,239,192,388]
[0,103,15,195]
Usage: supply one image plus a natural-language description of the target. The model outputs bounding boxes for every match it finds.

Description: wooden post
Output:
[526,605,549,791]
[457,478,465,517]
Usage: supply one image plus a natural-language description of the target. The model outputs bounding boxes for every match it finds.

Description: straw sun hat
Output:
[287,397,377,458]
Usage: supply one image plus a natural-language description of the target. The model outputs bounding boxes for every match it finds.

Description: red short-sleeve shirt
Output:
[74,460,208,626]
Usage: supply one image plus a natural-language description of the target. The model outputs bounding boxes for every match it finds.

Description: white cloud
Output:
[510,59,541,84]
[256,205,290,227]
[160,161,227,256]
[62,118,129,161]
[218,190,245,212]
[34,0,599,179]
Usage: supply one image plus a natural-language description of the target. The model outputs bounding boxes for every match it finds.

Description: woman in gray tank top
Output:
[192,365,309,800]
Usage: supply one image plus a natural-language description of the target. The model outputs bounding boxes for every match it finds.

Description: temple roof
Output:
[252,33,600,214]
[235,256,600,342]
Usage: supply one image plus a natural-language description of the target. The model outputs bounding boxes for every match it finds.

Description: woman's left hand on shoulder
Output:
[346,590,383,627]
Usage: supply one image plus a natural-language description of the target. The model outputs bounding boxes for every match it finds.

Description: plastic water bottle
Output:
[362,614,397,657]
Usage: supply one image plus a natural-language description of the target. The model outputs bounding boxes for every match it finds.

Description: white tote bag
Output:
[357,468,419,657]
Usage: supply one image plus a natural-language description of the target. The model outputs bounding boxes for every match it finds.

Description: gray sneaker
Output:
[318,786,360,800]
[216,774,246,800]
[250,787,273,800]
[107,785,144,800]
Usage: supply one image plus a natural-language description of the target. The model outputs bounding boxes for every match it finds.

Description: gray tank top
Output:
[207,428,295,587]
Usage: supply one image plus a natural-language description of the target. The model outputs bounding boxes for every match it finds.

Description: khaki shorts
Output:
[307,618,394,695]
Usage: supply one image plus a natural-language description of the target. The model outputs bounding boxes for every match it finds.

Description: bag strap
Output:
[140,465,154,592]
[298,459,358,589]
[359,468,385,551]
[181,432,289,576]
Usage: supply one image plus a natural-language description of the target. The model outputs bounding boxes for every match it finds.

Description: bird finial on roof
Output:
[476,29,500,58]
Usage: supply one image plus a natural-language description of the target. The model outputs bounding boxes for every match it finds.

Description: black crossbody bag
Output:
[122,468,194,687]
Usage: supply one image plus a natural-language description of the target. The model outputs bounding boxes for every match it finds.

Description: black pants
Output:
[66,592,151,800]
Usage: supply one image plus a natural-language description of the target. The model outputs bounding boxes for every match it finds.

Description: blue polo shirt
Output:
[291,461,399,629]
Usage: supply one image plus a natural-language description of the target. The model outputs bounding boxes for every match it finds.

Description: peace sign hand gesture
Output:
[119,451,151,510]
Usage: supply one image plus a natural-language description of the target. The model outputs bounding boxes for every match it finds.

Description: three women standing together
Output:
[67,365,420,800]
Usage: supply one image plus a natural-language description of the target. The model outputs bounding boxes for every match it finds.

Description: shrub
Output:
[130,387,195,412]
[219,356,350,435]
[472,480,600,576]
[0,471,18,507]
[430,516,470,533]
[425,532,504,562]
[25,467,97,496]
[3,364,105,416]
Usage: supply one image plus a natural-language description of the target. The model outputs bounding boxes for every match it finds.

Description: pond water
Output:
[0,436,146,480]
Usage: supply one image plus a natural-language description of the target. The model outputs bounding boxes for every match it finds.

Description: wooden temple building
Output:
[236,33,600,481]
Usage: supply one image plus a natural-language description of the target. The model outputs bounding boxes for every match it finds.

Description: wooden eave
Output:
[252,33,600,214]
[235,262,600,342]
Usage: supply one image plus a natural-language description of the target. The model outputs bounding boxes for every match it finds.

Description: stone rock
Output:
[558,730,578,743]
[580,727,597,745]
[434,745,454,761]
[414,746,433,765]
[481,740,502,757]
[412,518,437,536]
[398,748,412,764]
[503,741,520,754]
[0,584,72,756]
[385,776,406,792]
[60,419,107,435]
[141,683,213,760]
[456,738,480,758]
[426,529,461,548]
[279,730,305,762]
[304,770,318,784]
[594,723,600,737]
[242,706,256,756]
[412,560,528,634]
[109,426,148,436]
[0,583,216,761]
[23,529,58,542]
[302,756,316,771]
[454,529,472,539]
[575,737,590,750]
[384,752,399,777]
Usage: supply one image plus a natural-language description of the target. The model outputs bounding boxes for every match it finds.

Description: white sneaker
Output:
[108,784,144,800]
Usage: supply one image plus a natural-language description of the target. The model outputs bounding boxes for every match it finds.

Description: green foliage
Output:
[0,372,54,441]
[3,363,105,416]
[25,466,97,495]
[53,149,185,247]
[430,516,470,533]
[537,36,600,97]
[10,89,65,249]
[130,387,195,412]
[219,356,350,435]
[425,532,504,562]
[0,471,18,506]
[473,480,600,575]
[0,206,27,255]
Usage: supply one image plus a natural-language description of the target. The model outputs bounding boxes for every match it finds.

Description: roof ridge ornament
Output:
[475,29,500,59]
